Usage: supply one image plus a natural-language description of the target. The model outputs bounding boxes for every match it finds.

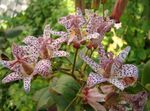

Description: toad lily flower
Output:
[1,44,38,93]
[82,87,106,111]
[23,25,69,77]
[84,10,115,48]
[57,8,87,45]
[23,25,68,59]
[122,91,148,111]
[85,10,114,39]
[80,45,138,90]
[58,8,85,31]
[1,44,37,72]
[51,9,101,46]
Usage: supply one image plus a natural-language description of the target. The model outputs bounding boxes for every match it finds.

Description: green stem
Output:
[72,48,79,75]
[65,57,73,65]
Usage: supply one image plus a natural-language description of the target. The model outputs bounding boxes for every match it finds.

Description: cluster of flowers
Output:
[1,8,148,111]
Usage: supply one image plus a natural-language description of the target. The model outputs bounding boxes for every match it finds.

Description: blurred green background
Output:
[0,0,150,111]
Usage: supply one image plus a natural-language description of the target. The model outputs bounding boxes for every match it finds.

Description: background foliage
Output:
[0,0,150,111]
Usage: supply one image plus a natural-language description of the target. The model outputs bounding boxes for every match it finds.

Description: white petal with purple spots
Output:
[2,72,22,83]
[87,72,106,87]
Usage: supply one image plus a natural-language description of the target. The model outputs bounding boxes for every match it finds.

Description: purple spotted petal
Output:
[12,44,25,59]
[23,36,38,46]
[87,72,107,87]
[86,14,103,33]
[76,8,86,26]
[49,36,67,50]
[80,53,101,73]
[116,46,131,63]
[22,46,39,63]
[0,60,12,69]
[33,59,51,77]
[52,51,69,58]
[98,44,107,58]
[81,33,100,42]
[23,76,32,93]
[0,60,21,72]
[108,78,125,90]
[2,72,22,83]
[50,29,67,36]
[43,25,51,39]
[58,16,68,25]
[118,64,138,79]
[123,91,148,111]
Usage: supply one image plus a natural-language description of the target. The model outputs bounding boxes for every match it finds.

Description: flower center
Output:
[40,45,53,59]
[21,61,34,76]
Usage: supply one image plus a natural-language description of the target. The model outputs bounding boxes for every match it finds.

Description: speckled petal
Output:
[22,46,39,63]
[23,76,32,93]
[52,51,69,58]
[81,33,100,42]
[43,25,51,39]
[108,78,125,90]
[59,18,72,30]
[87,72,106,87]
[98,44,107,58]
[58,16,67,25]
[12,44,25,59]
[50,29,67,36]
[123,91,148,111]
[33,59,51,77]
[2,72,22,83]
[116,46,131,62]
[76,8,86,26]
[0,60,21,72]
[0,60,12,69]
[23,36,38,46]
[49,36,67,50]
[118,64,138,79]
[80,53,101,73]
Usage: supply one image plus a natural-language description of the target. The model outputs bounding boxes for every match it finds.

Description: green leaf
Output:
[52,75,80,101]
[141,60,150,85]
[33,87,47,101]
[145,97,150,111]
[51,75,80,111]
[33,87,54,110]
[145,84,150,92]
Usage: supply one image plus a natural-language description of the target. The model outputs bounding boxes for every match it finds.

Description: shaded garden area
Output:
[0,0,150,111]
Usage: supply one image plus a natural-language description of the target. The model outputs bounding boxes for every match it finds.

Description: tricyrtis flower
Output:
[23,25,69,59]
[82,87,106,111]
[85,10,114,38]
[55,8,86,45]
[58,8,85,31]
[1,44,37,72]
[1,44,53,92]
[122,91,148,111]
[23,25,69,76]
[2,63,34,93]
[84,10,115,48]
[50,9,101,47]
[1,45,37,92]
[80,45,138,90]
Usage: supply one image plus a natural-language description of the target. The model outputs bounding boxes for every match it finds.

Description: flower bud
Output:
[110,0,128,23]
